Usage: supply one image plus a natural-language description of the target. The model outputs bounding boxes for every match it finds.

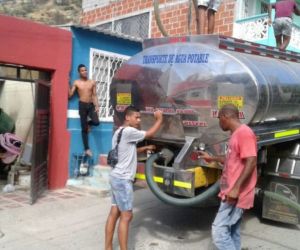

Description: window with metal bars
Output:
[90,48,129,122]
[95,12,150,39]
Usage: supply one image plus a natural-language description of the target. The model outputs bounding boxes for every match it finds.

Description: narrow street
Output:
[2,2,300,250]
[0,187,299,250]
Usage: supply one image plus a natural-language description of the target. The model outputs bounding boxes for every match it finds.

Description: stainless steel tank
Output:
[111,36,300,147]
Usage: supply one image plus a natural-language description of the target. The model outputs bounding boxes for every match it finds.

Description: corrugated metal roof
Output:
[71,25,143,43]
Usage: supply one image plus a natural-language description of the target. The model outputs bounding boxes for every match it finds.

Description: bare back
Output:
[75,79,95,103]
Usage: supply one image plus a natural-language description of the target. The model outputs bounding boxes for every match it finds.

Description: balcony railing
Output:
[233,13,269,42]
[233,13,300,52]
[290,24,300,50]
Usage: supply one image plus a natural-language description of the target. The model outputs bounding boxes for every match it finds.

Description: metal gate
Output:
[30,80,51,204]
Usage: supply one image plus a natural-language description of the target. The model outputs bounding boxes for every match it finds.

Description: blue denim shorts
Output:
[109,176,133,211]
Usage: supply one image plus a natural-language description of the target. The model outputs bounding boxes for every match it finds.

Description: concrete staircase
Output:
[66,165,111,197]
[66,154,148,195]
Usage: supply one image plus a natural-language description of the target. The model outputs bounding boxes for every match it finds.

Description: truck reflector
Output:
[274,129,300,138]
[135,173,192,189]
[173,180,192,189]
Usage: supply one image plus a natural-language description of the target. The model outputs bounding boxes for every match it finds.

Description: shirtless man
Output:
[69,64,100,157]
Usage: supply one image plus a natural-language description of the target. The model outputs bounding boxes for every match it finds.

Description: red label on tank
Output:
[183,120,208,127]
[168,37,187,43]
[211,109,245,119]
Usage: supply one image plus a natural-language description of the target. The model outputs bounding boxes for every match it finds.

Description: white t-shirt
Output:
[110,126,146,181]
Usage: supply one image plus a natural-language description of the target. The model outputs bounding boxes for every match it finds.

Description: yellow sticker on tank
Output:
[218,96,244,109]
[117,93,132,105]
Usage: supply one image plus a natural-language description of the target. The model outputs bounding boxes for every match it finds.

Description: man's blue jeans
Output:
[212,201,244,250]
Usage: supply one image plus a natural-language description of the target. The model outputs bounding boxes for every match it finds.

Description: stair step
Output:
[66,183,110,197]
[66,174,111,197]
[92,165,111,178]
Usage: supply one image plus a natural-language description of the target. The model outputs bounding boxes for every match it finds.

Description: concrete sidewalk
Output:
[0,189,111,250]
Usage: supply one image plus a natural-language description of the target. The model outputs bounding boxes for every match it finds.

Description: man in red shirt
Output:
[268,0,300,50]
[200,104,257,250]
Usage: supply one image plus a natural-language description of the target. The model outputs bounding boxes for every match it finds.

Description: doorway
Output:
[0,64,51,204]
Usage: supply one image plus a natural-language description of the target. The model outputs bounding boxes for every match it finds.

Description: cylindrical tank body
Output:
[111,41,300,146]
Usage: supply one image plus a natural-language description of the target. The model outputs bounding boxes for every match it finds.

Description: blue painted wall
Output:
[68,27,142,176]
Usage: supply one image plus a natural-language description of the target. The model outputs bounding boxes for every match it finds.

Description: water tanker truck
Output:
[110,35,300,224]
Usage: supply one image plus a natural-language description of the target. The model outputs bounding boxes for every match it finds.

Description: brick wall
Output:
[214,0,236,36]
[82,0,110,13]
[81,0,236,37]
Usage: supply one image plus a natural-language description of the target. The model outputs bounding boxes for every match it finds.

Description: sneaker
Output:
[85,149,93,157]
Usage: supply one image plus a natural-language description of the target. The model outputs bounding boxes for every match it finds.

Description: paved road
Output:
[0,187,299,250]
[130,188,300,250]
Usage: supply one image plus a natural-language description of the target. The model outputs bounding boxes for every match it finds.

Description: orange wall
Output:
[0,15,72,189]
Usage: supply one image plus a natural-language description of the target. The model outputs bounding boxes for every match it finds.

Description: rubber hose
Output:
[187,0,192,35]
[145,153,220,207]
[153,0,169,37]
[263,190,300,212]
[192,0,200,34]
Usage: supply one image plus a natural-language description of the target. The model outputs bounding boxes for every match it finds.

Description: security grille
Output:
[91,49,129,121]
[95,12,149,39]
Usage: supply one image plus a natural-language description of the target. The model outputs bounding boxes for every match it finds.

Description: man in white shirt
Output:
[105,106,163,250]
